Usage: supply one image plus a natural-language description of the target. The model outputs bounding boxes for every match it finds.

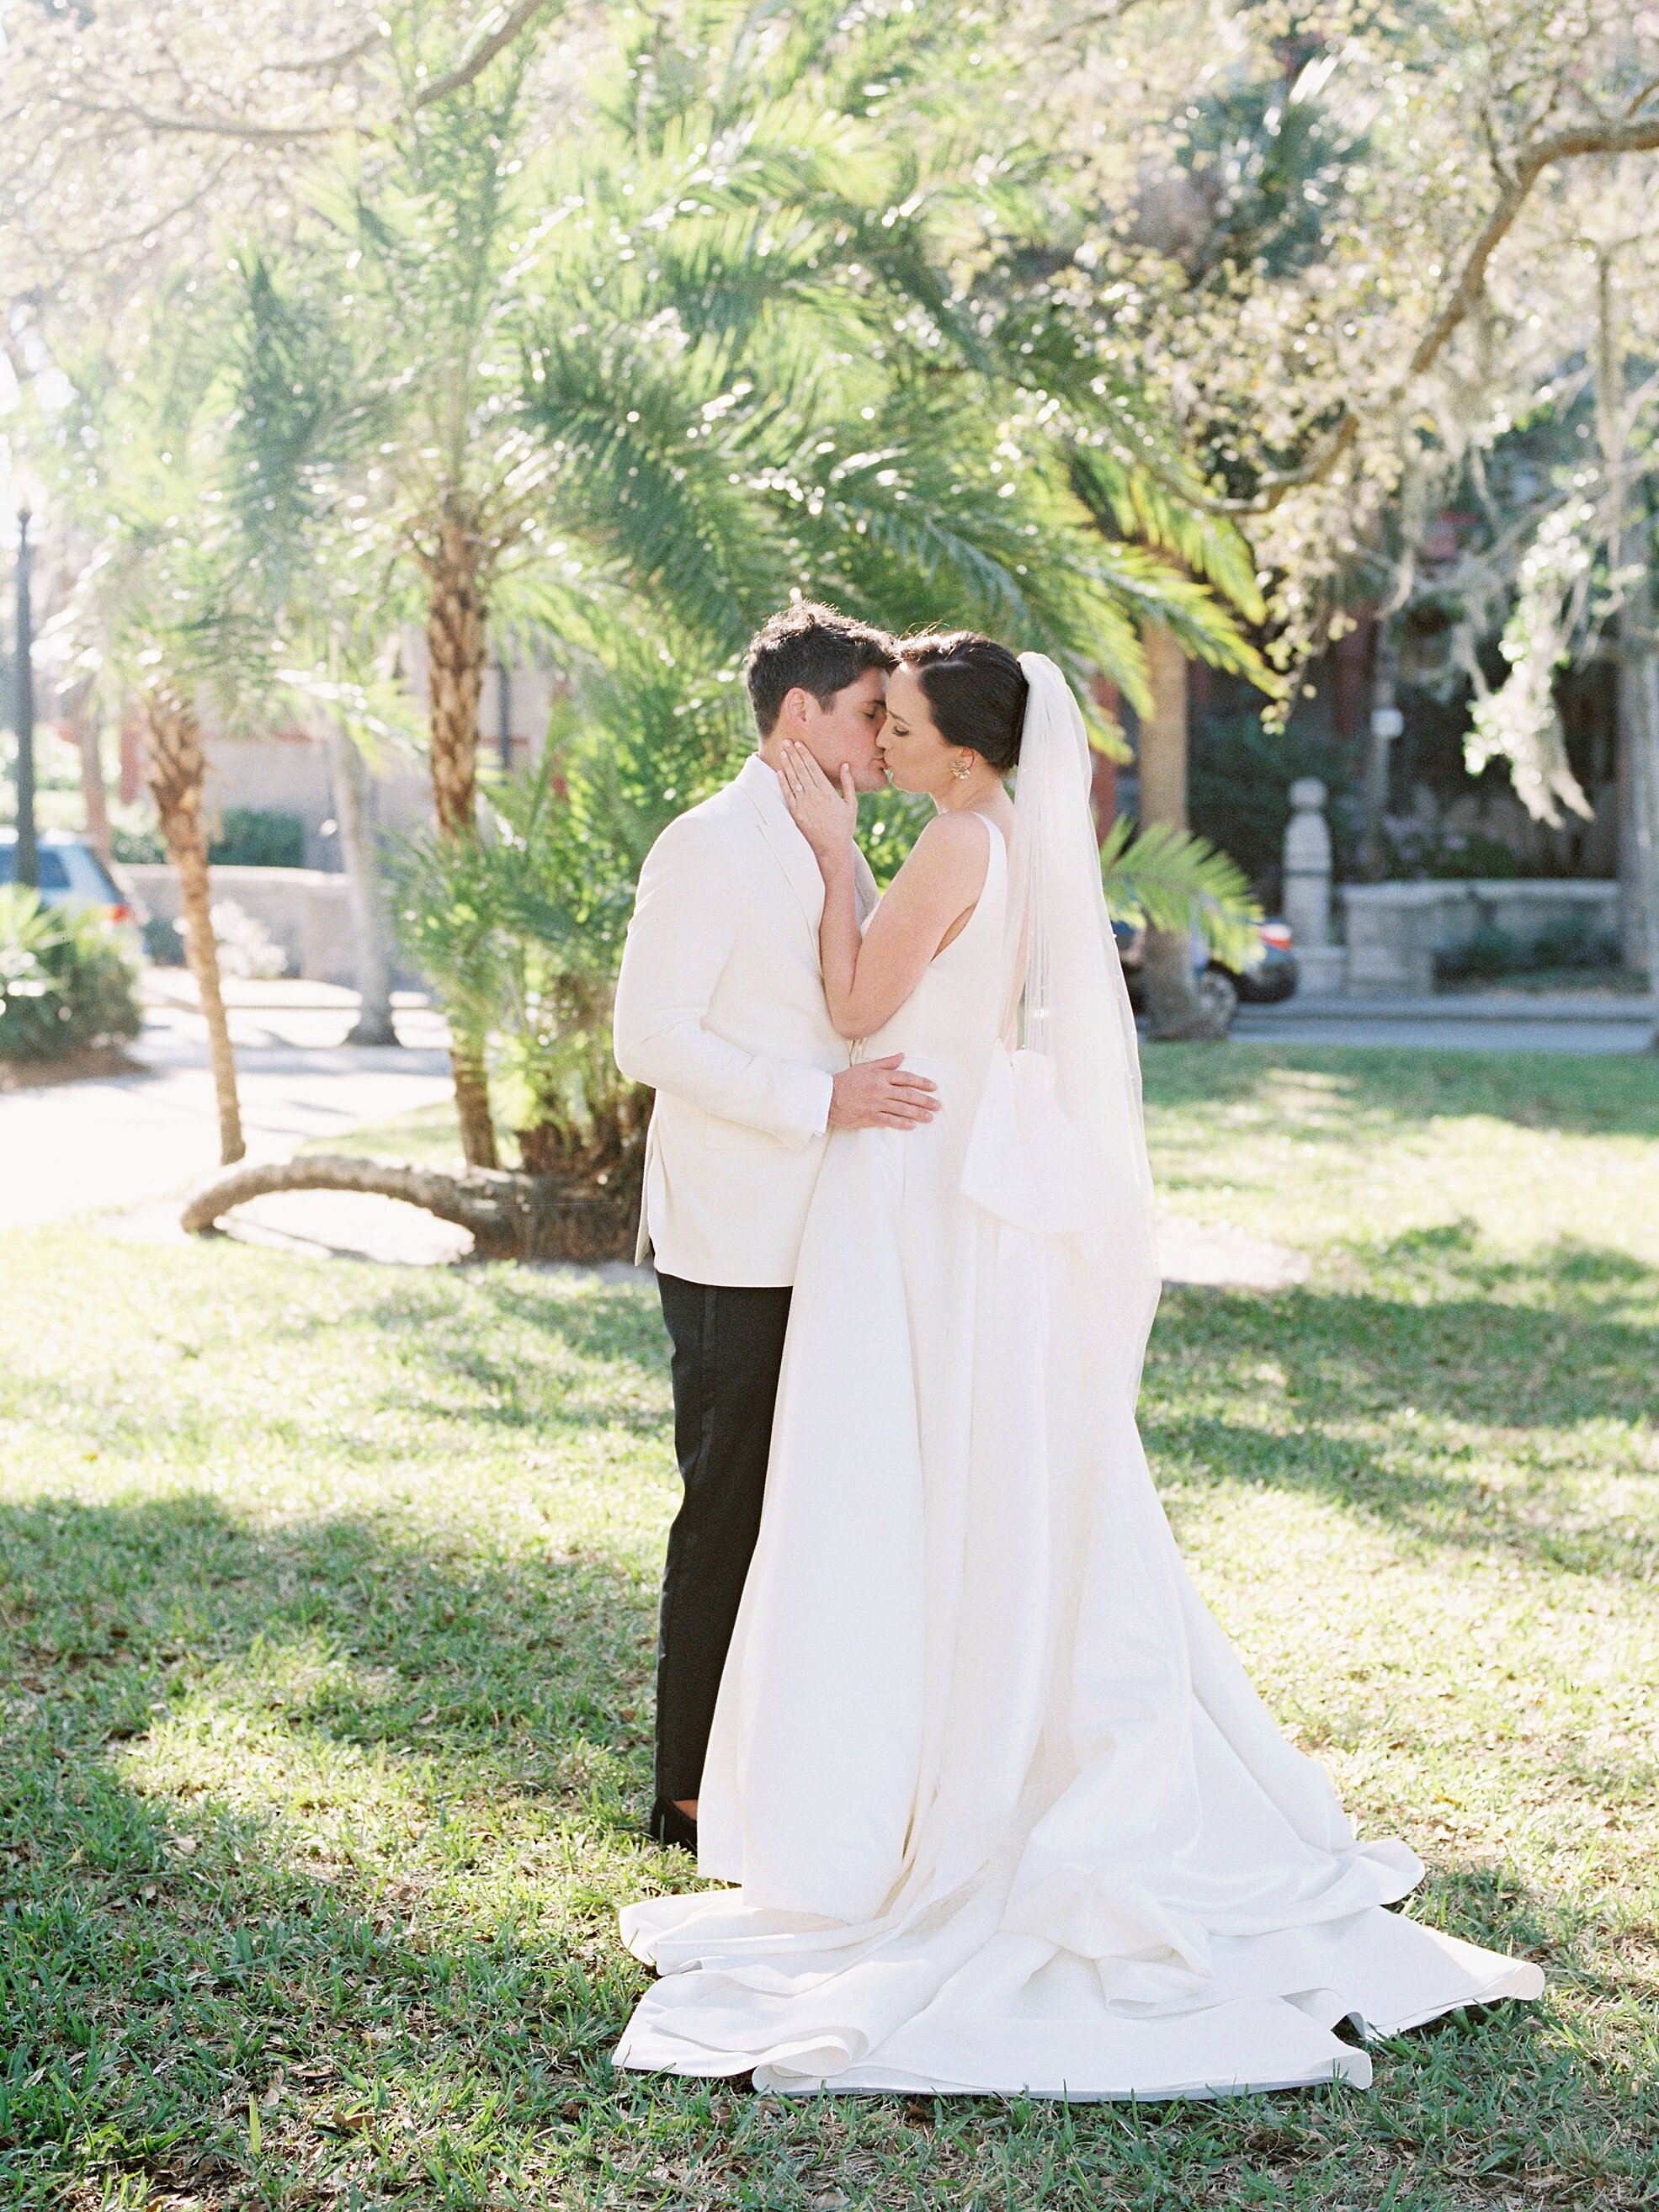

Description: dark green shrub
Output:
[142,914,183,965]
[210,809,306,868]
[1438,910,1625,984]
[1188,710,1356,902]
[1436,925,1529,982]
[111,822,166,864]
[1386,822,1528,880]
[1532,911,1621,971]
[0,890,144,1061]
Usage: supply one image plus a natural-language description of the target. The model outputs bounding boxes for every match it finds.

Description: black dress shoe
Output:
[649,1796,699,1853]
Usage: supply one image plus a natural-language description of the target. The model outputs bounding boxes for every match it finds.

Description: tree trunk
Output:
[326,723,399,1048]
[1595,251,1659,1020]
[142,688,244,1165]
[425,506,497,1167]
[1618,663,1648,972]
[180,1150,644,1264]
[1614,508,1659,1029]
[70,688,113,864]
[1358,620,1402,880]
[1137,622,1212,1040]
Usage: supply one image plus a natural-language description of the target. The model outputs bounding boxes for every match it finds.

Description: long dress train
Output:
[615,810,1542,2099]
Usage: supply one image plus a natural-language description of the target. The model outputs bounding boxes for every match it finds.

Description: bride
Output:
[614,635,1542,2098]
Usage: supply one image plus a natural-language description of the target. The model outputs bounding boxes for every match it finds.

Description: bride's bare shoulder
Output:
[901,811,995,873]
[896,811,997,893]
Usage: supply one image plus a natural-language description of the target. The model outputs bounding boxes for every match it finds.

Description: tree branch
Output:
[179,1151,641,1263]
[411,0,564,108]
[36,3,561,148]
[1193,109,1659,518]
[258,31,386,77]
[47,92,344,143]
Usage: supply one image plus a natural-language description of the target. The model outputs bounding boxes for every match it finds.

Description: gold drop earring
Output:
[951,753,973,781]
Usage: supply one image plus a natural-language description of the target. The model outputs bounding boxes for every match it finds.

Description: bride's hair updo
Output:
[900,632,1028,774]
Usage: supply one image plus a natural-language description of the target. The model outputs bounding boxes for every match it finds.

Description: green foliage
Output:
[1382,820,1529,880]
[1436,923,1534,982]
[1178,57,1364,284]
[0,890,143,1061]
[33,0,1283,1161]
[392,630,755,1162]
[1188,706,1356,898]
[41,279,281,729]
[390,740,658,1176]
[231,0,1269,735]
[208,810,306,869]
[1100,816,1264,969]
[110,822,166,865]
[1434,912,1624,983]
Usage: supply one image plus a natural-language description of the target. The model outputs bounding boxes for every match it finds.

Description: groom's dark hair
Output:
[744,602,897,736]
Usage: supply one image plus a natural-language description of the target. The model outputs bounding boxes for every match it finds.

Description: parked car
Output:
[1215,918,1298,1005]
[0,830,149,957]
[1114,917,1300,1024]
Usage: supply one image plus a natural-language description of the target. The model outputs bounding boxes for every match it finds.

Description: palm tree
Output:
[275,0,1273,1161]
[47,313,273,1164]
[222,256,417,1050]
[289,37,577,1164]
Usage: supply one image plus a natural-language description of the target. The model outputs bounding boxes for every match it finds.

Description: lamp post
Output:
[12,504,37,891]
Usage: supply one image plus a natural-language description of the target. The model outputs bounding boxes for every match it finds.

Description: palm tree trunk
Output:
[425,508,497,1167]
[326,723,399,1049]
[142,688,244,1165]
[1138,622,1210,1040]
[180,1149,646,1264]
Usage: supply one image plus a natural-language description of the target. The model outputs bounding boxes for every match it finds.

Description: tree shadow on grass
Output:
[266,1270,672,1442]
[1144,1042,1659,1143]
[0,1489,676,2206]
[1145,1231,1658,1582]
[1,1492,658,1800]
[0,1494,1636,2211]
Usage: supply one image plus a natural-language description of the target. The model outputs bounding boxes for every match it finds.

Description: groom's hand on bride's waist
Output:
[827,1054,939,1132]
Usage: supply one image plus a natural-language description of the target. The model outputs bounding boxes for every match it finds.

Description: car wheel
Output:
[1194,970,1238,1036]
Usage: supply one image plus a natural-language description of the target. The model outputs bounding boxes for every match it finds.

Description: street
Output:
[0,978,455,1231]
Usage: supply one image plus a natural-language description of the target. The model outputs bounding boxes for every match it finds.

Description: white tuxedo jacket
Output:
[614,753,875,1287]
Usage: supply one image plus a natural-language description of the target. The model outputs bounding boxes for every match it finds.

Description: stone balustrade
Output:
[124,864,409,991]
[1338,878,1620,996]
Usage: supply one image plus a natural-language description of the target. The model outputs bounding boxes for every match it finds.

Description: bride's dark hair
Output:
[900,632,1028,774]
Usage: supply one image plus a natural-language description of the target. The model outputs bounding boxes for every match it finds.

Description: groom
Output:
[614,603,940,1852]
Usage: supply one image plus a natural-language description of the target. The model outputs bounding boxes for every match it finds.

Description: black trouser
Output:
[654,1271,794,1805]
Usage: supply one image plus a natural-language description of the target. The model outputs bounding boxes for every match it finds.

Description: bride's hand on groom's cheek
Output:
[779,741,857,863]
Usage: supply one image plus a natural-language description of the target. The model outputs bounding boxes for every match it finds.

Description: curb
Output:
[1236,995,1657,1026]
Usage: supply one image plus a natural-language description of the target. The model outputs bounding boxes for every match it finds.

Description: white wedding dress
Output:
[615,662,1542,2100]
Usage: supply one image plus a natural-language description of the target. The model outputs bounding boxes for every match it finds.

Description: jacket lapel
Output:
[735,756,826,948]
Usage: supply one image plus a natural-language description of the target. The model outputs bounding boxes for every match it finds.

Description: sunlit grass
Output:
[1,1046,1656,2209]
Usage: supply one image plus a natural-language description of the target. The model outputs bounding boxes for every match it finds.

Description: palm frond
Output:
[523,329,806,649]
[1100,817,1263,969]
[1088,543,1278,692]
[1067,444,1265,622]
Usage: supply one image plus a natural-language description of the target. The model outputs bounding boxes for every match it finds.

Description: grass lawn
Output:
[2,1045,1656,2210]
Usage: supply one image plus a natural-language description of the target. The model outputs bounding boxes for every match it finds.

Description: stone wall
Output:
[1339,880,1620,996]
[126,864,417,992]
